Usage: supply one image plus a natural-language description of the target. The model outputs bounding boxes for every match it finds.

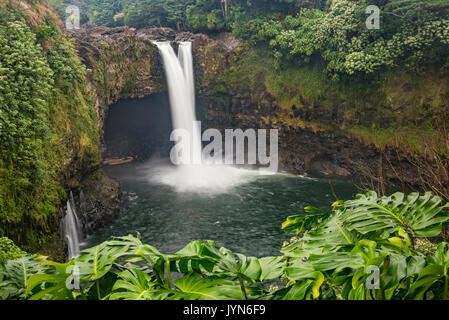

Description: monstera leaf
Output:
[169,241,218,275]
[75,241,132,283]
[340,192,449,239]
[259,256,284,282]
[272,271,324,300]
[282,212,328,236]
[167,273,242,300]
[0,255,48,300]
[173,241,264,283]
[282,213,356,258]
[110,269,166,300]
[278,280,314,300]
[25,260,75,300]
[203,246,262,284]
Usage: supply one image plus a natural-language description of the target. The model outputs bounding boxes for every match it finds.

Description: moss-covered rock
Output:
[70,26,166,136]
[0,1,121,256]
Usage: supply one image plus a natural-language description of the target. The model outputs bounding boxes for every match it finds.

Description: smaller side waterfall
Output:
[63,192,82,260]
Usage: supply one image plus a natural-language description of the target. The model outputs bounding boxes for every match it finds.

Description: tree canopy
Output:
[48,0,449,77]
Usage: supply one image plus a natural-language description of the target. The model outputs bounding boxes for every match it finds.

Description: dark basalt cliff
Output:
[69,27,165,137]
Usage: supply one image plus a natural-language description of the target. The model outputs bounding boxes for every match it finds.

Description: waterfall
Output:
[155,41,202,165]
[152,41,253,193]
[63,192,82,260]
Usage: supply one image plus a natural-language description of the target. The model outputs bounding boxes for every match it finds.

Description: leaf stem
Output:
[165,259,171,289]
[96,280,101,300]
[238,277,248,300]
[444,275,448,300]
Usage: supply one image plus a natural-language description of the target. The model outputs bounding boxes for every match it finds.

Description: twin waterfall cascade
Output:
[153,41,250,193]
[155,42,202,165]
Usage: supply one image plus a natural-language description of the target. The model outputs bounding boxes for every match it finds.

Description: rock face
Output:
[70,26,166,145]
[76,173,121,236]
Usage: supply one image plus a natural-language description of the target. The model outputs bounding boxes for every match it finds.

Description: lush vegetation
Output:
[50,0,449,77]
[0,238,27,263]
[49,0,300,31]
[256,0,449,78]
[0,1,101,251]
[1,191,448,300]
[1,0,448,302]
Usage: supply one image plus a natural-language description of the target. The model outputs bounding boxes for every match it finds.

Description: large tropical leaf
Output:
[341,192,449,239]
[168,274,242,300]
[282,214,356,258]
[0,255,48,300]
[110,269,166,300]
[169,241,218,275]
[278,281,313,300]
[25,260,76,300]
[74,241,132,283]
[259,256,284,282]
[281,212,328,236]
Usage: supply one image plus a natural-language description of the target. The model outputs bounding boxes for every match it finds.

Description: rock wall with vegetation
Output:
[0,0,119,255]
[197,41,449,197]
[69,26,168,139]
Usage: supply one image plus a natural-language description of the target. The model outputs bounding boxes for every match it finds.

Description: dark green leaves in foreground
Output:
[281,191,449,300]
[1,191,449,300]
[341,192,449,238]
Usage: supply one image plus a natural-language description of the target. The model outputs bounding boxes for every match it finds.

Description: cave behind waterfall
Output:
[104,93,173,160]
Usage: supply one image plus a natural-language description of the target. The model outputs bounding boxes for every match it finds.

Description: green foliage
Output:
[90,0,122,27]
[0,11,57,241]
[50,0,449,76]
[1,191,448,300]
[0,254,48,300]
[258,0,449,77]
[49,0,449,78]
[50,0,302,32]
[341,191,449,238]
[281,191,449,300]
[47,0,89,25]
[0,6,100,251]
[415,238,438,256]
[0,238,27,262]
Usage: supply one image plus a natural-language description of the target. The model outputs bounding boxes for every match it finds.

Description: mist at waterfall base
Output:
[84,42,356,256]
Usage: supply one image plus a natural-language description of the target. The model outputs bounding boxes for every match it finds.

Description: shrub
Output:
[0,238,27,262]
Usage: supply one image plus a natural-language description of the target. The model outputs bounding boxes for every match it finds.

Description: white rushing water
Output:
[155,42,202,164]
[153,41,253,194]
[63,193,81,259]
